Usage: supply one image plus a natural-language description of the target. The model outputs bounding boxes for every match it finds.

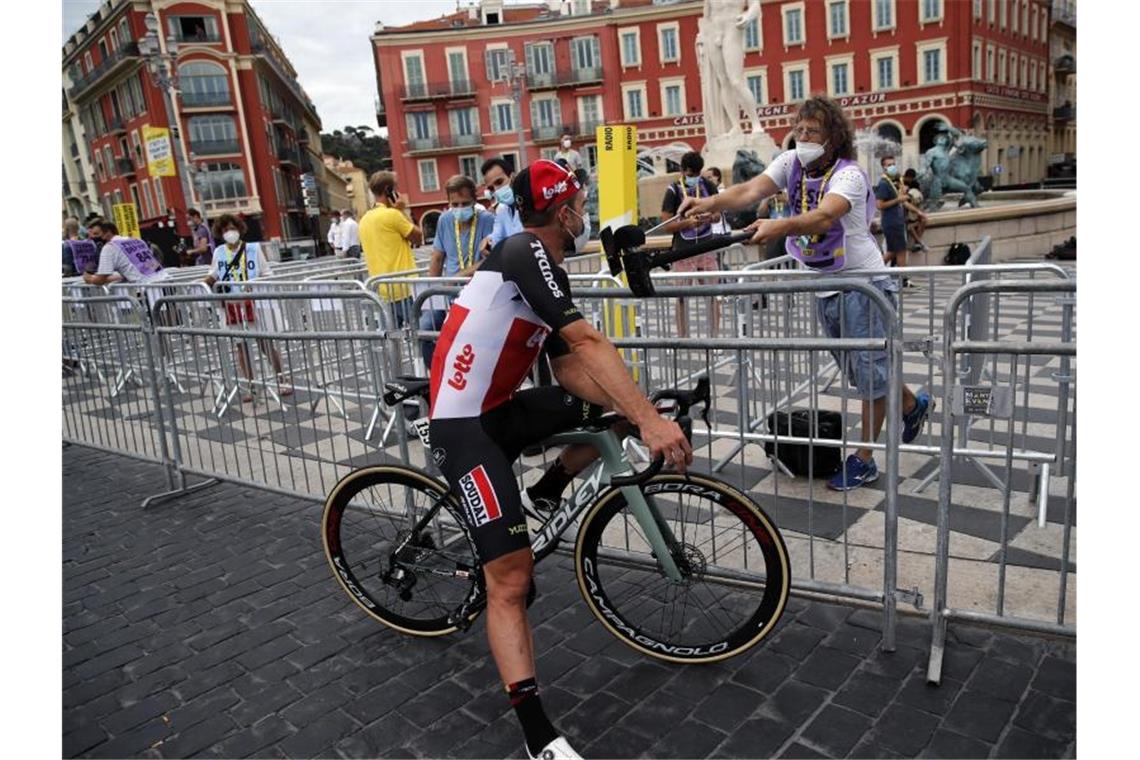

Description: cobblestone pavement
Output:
[63,446,1076,759]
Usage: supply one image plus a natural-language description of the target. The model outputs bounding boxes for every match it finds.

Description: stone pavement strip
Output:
[62,445,1076,759]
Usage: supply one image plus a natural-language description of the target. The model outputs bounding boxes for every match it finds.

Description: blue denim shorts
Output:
[816,278,898,400]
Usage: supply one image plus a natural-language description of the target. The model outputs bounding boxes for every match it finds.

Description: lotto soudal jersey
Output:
[429,232,583,420]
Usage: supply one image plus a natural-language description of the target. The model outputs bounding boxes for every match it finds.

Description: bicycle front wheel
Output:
[322,465,480,636]
[574,473,790,664]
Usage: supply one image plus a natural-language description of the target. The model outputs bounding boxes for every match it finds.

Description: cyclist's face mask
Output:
[560,203,590,256]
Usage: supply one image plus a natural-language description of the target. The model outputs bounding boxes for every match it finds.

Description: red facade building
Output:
[373,0,1054,218]
[62,0,329,248]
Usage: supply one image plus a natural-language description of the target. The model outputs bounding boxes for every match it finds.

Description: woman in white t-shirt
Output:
[680,95,932,494]
[203,214,291,402]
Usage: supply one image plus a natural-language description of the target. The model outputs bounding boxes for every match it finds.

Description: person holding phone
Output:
[359,171,423,327]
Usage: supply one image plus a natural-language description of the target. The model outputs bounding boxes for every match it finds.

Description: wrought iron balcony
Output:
[115,157,136,175]
[277,145,301,164]
[405,134,485,154]
[400,80,477,102]
[172,29,222,43]
[534,124,573,143]
[106,116,126,134]
[1053,54,1075,75]
[1052,104,1075,121]
[190,139,240,155]
[181,90,231,107]
[68,42,139,97]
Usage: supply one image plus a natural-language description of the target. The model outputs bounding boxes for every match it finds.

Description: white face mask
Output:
[795,141,828,167]
[223,230,241,245]
[565,207,591,255]
[561,139,572,149]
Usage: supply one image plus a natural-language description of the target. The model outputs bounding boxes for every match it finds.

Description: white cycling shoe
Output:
[528,736,583,760]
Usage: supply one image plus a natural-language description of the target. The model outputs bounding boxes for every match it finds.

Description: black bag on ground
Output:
[764,410,844,477]
[943,242,971,265]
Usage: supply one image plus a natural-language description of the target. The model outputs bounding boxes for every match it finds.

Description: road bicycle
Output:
[322,373,791,664]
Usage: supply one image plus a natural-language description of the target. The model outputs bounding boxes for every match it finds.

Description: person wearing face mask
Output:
[202,214,292,402]
[680,95,933,492]
[419,175,497,368]
[661,151,725,337]
[554,134,583,172]
[428,160,690,760]
[482,157,524,250]
[875,154,925,276]
[83,219,170,286]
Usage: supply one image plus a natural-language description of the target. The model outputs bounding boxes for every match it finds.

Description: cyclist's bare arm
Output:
[550,352,612,408]
[558,320,691,470]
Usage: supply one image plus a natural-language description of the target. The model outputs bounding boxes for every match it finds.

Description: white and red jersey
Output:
[429,232,582,420]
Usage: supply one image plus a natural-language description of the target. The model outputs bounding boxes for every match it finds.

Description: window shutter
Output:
[524,43,535,75]
[529,100,540,128]
[484,49,496,82]
[591,36,600,69]
[490,104,500,133]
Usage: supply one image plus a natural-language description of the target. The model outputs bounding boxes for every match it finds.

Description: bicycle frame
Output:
[399,415,685,583]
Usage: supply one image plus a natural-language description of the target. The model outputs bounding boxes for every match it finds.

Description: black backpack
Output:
[764,410,844,477]
[944,243,971,266]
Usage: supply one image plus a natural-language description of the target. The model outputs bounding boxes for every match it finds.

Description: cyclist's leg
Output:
[429,414,561,754]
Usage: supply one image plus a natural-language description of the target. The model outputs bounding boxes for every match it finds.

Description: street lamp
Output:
[496,50,529,169]
[138,11,198,224]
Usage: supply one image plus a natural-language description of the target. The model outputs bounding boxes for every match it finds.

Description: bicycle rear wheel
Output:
[574,473,790,664]
[322,466,480,636]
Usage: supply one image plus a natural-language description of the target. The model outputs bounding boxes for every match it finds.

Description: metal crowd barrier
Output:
[61,249,1076,658]
[926,278,1077,684]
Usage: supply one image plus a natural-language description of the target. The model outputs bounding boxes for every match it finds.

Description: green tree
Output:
[320,125,390,176]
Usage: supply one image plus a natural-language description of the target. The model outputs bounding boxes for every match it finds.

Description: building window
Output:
[578,94,603,130]
[572,36,601,71]
[118,18,129,44]
[130,130,143,165]
[199,162,247,200]
[663,83,683,116]
[785,65,808,101]
[744,17,760,50]
[999,0,1008,29]
[745,70,767,104]
[583,145,597,171]
[153,178,166,216]
[449,107,478,138]
[829,1,848,38]
[783,4,805,45]
[403,52,425,93]
[109,28,118,51]
[658,24,679,63]
[166,15,220,43]
[179,61,230,107]
[485,46,510,83]
[94,151,105,181]
[1021,58,1028,90]
[447,49,469,89]
[873,52,896,90]
[103,146,115,177]
[922,0,942,23]
[459,155,479,181]
[830,61,851,96]
[973,41,982,80]
[919,43,945,84]
[998,48,1007,84]
[1040,14,1046,43]
[407,111,436,140]
[530,97,561,130]
[1009,52,1018,87]
[1030,5,1038,40]
[1021,0,1029,34]
[873,0,895,30]
[140,179,154,218]
[622,84,646,120]
[188,115,238,154]
[418,159,439,192]
[84,52,93,73]
[619,29,641,67]
[490,100,516,133]
[525,42,554,86]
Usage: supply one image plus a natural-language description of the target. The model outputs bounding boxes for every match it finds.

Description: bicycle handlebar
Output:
[602,224,753,297]
[609,414,692,488]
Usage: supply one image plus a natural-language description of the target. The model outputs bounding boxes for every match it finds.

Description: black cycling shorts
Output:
[429,386,603,564]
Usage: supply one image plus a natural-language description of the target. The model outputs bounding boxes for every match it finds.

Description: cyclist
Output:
[429,159,691,760]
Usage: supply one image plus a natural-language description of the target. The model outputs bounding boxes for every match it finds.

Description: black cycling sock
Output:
[507,677,558,755]
[530,460,574,501]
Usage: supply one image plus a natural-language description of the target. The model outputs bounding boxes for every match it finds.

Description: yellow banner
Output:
[143,125,176,178]
[595,125,641,379]
[112,203,142,239]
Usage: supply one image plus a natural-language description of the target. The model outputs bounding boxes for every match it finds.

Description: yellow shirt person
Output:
[360,171,423,308]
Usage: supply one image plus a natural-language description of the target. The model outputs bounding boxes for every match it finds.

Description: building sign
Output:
[672,92,889,127]
[982,84,1046,103]
[112,202,142,239]
[143,126,176,178]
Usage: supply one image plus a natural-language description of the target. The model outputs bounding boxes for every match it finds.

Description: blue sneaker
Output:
[828,455,879,491]
[902,390,933,444]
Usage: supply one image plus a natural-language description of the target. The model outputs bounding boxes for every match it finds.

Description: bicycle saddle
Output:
[383,376,431,406]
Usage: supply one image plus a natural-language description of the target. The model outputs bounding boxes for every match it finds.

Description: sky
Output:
[61,0,491,134]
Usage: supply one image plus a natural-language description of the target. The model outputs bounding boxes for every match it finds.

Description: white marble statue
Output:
[698,0,761,137]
